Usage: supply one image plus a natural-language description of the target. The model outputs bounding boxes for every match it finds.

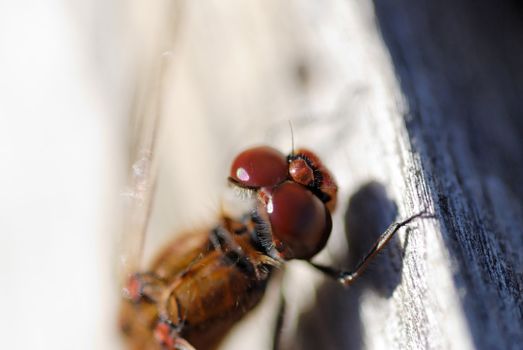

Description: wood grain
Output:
[369,1,523,349]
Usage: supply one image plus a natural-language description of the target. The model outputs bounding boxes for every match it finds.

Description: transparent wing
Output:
[117,2,185,286]
[118,54,175,285]
[119,76,158,282]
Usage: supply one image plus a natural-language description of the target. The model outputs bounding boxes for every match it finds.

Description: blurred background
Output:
[1,0,522,350]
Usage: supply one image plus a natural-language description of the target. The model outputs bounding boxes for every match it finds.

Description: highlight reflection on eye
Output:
[236,168,250,182]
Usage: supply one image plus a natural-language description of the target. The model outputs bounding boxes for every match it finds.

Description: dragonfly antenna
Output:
[289,120,295,156]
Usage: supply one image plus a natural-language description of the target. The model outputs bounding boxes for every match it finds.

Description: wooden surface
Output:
[118,1,523,349]
[369,1,523,349]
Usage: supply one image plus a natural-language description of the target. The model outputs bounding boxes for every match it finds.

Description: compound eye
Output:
[230,146,288,188]
[261,181,332,260]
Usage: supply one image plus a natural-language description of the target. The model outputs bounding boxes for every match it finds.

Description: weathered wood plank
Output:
[371,1,523,349]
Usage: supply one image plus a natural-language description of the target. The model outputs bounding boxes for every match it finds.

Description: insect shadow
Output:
[288,181,407,350]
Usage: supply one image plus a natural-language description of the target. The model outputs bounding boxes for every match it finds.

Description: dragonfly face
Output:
[229,146,337,260]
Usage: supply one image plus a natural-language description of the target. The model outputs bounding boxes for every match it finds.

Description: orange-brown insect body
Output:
[120,220,276,350]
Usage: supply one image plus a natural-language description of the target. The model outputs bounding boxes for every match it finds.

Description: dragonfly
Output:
[118,127,426,350]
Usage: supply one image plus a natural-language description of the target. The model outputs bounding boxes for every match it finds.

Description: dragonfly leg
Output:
[309,211,433,286]
[272,290,287,350]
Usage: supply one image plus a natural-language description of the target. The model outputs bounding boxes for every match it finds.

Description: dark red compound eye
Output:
[230,146,288,188]
[260,181,332,260]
